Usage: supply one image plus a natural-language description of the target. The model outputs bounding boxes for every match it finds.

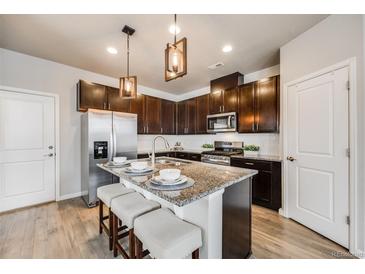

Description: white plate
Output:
[105,161,129,167]
[151,175,187,186]
[124,167,153,174]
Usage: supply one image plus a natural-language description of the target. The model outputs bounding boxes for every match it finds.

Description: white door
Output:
[0,90,55,212]
[287,66,349,247]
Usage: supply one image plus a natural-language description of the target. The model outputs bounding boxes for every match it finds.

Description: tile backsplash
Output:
[138,133,280,156]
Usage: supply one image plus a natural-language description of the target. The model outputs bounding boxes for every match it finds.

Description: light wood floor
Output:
[0,198,354,259]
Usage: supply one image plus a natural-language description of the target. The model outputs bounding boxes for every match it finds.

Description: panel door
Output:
[209,90,223,114]
[255,76,279,132]
[176,101,187,134]
[287,67,349,247]
[106,86,130,112]
[186,98,196,134]
[130,93,145,134]
[78,80,107,111]
[161,99,176,135]
[196,94,209,134]
[223,87,238,113]
[144,96,161,134]
[0,90,55,212]
[238,83,255,133]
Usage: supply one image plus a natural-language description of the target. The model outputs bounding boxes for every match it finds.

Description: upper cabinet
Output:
[238,75,280,133]
[106,86,130,113]
[161,99,176,135]
[77,80,107,112]
[77,80,130,112]
[144,96,162,134]
[130,93,146,134]
[209,72,242,114]
[195,94,209,134]
[176,98,196,135]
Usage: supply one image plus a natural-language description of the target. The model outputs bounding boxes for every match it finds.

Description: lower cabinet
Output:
[137,151,201,162]
[230,158,282,210]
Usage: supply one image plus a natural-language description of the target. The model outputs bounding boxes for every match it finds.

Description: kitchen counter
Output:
[98,157,257,207]
[97,156,257,259]
[231,154,282,162]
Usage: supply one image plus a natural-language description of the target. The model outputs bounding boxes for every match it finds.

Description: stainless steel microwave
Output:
[207,112,237,133]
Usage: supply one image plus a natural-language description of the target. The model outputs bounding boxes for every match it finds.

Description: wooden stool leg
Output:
[129,229,135,259]
[109,208,113,251]
[99,201,103,234]
[192,249,199,259]
[135,236,143,259]
[113,214,119,257]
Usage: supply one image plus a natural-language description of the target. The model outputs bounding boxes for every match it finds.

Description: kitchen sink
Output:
[155,157,192,165]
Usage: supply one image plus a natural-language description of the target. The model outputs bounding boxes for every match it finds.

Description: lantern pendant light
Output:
[120,25,137,99]
[165,14,187,82]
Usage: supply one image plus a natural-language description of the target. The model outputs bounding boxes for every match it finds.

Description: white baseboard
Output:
[278,208,288,218]
[58,191,85,201]
[355,249,365,259]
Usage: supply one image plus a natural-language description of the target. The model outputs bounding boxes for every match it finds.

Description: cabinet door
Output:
[77,80,107,111]
[252,171,272,205]
[130,93,145,134]
[176,101,187,134]
[238,83,255,133]
[106,87,130,112]
[144,96,161,134]
[175,152,188,159]
[161,99,176,134]
[186,98,196,134]
[255,76,279,132]
[209,90,223,114]
[196,94,209,134]
[223,87,238,113]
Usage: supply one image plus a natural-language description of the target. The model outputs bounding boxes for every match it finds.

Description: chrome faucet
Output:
[152,136,170,166]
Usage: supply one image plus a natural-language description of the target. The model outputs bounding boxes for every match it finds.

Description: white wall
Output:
[280,14,364,254]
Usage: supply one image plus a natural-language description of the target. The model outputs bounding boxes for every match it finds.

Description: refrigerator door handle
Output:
[113,124,117,158]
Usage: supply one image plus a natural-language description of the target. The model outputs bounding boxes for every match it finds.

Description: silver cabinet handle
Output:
[108,103,111,110]
[161,128,163,134]
[252,123,255,132]
[244,162,254,165]
[103,102,107,109]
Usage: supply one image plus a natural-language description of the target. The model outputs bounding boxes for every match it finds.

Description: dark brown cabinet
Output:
[77,80,107,111]
[238,76,279,133]
[106,87,130,112]
[130,93,146,134]
[209,90,224,114]
[195,94,209,134]
[176,98,196,134]
[161,99,176,134]
[144,96,161,134]
[231,157,282,210]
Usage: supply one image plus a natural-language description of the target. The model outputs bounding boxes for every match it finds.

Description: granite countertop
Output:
[137,148,210,155]
[230,154,282,162]
[97,157,257,207]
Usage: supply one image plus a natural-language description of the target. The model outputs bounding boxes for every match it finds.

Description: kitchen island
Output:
[98,157,257,259]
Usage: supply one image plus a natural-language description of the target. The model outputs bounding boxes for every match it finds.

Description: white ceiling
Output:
[0,14,327,94]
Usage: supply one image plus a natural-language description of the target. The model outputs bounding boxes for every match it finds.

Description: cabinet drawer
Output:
[231,158,272,171]
[188,153,201,162]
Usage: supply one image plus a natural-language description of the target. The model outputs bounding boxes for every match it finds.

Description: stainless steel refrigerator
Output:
[81,109,137,207]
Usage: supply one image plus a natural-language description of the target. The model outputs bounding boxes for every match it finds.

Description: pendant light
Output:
[165,14,187,82]
[120,25,137,99]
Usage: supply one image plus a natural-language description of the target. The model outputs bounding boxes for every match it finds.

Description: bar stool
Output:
[97,183,135,250]
[111,192,160,259]
[134,208,202,259]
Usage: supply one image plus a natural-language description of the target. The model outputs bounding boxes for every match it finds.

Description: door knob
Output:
[44,153,54,157]
[286,156,296,162]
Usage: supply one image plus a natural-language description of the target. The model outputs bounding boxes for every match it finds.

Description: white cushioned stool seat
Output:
[111,192,160,228]
[134,208,202,259]
[97,183,135,207]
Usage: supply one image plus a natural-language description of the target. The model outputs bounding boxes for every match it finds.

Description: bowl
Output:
[159,169,181,181]
[131,161,148,170]
[113,157,127,164]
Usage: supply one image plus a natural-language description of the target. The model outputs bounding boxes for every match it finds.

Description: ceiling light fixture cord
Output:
[174,14,177,45]
[126,33,130,78]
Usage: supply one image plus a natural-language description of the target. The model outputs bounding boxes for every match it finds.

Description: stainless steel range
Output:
[201,141,243,166]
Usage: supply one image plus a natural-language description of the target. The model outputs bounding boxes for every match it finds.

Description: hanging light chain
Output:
[126,32,130,78]
[174,14,177,45]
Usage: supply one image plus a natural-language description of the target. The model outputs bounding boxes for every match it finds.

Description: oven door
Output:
[207,112,237,133]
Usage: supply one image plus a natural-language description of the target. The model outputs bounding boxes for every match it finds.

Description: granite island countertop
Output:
[97,157,257,207]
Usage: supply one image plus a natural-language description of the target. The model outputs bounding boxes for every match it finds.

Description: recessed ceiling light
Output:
[222,45,232,53]
[107,47,118,54]
[169,24,181,35]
